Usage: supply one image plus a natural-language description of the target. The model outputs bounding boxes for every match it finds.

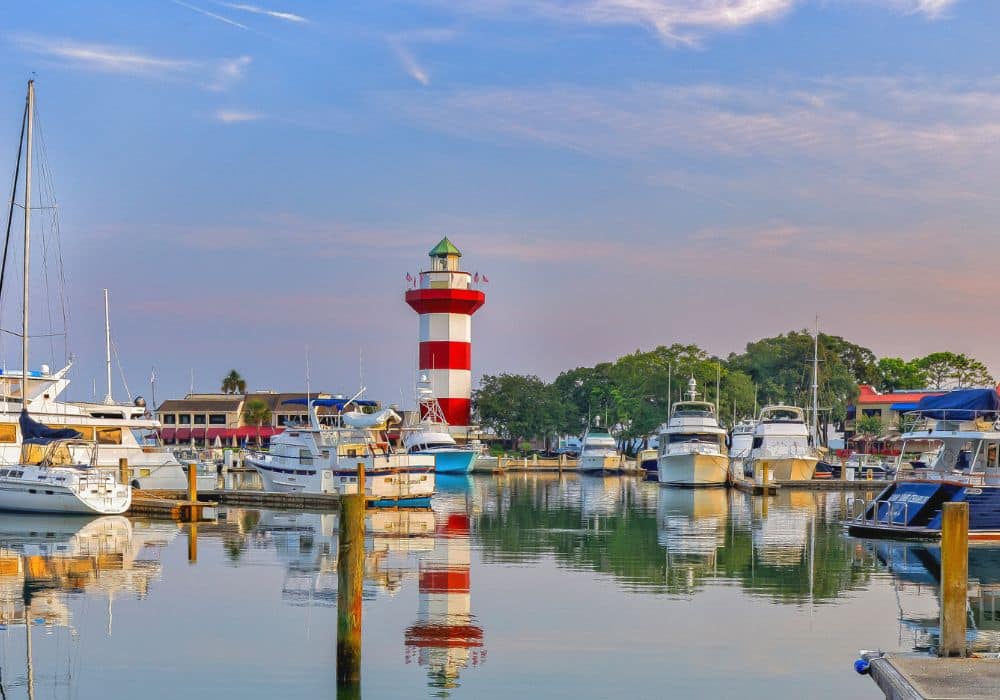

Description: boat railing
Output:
[895,468,987,486]
[849,497,911,527]
[901,409,1000,432]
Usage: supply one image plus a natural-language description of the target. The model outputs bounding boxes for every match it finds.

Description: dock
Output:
[865,653,1000,700]
[731,477,890,493]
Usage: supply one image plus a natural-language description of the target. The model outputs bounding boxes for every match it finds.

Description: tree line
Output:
[472,331,994,451]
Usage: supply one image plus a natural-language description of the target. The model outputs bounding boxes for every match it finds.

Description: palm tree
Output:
[221,370,247,395]
[242,398,271,446]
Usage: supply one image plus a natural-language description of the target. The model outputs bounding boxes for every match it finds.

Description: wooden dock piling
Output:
[939,501,969,657]
[337,462,365,693]
[187,462,198,503]
[187,522,198,564]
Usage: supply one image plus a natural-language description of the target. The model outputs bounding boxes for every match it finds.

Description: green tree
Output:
[221,369,247,395]
[916,352,994,389]
[473,373,565,450]
[876,357,928,392]
[242,398,271,444]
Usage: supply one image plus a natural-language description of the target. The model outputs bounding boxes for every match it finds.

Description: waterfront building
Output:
[845,385,944,439]
[405,238,486,434]
[155,391,358,446]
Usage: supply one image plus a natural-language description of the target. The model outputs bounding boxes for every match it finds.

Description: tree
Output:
[242,398,271,445]
[473,374,565,450]
[221,369,247,395]
[876,357,928,392]
[916,352,994,389]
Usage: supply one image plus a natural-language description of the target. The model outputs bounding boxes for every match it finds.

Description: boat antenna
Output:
[715,362,720,415]
[667,361,672,409]
[103,288,113,404]
[21,80,33,413]
[150,366,157,410]
[305,344,311,405]
[812,315,819,445]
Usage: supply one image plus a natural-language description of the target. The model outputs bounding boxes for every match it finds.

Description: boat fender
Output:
[853,659,870,675]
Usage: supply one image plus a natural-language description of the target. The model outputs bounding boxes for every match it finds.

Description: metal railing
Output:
[849,497,910,527]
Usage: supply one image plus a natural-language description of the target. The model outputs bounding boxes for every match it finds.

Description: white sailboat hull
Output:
[0,475,130,515]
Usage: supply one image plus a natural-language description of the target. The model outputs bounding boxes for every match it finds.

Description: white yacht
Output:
[577,422,622,474]
[0,81,130,515]
[728,418,756,481]
[656,379,729,486]
[745,405,819,482]
[247,396,435,505]
[401,377,476,474]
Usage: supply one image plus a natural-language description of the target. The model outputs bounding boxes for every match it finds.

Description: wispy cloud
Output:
[12,34,193,78]
[214,109,265,123]
[171,0,249,30]
[219,2,309,23]
[426,0,959,45]
[12,34,251,90]
[388,39,430,86]
[385,27,457,86]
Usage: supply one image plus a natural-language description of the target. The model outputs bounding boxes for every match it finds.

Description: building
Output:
[404,238,486,431]
[846,384,944,438]
[155,391,354,446]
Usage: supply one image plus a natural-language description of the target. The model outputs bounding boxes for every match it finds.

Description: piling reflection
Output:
[865,541,1000,654]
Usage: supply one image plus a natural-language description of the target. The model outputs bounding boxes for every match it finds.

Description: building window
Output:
[862,409,882,418]
[179,414,191,425]
[193,414,206,425]
[209,414,226,425]
[163,414,177,425]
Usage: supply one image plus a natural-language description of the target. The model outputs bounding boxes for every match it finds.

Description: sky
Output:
[0,0,998,407]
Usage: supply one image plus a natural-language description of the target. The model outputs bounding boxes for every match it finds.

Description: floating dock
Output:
[731,477,890,494]
[865,653,1000,700]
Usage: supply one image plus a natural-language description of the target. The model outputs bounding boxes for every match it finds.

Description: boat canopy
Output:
[912,388,1000,419]
[281,398,377,408]
[19,409,81,444]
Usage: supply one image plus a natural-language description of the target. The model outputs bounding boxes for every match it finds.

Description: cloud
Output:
[219,2,309,23]
[12,34,251,91]
[388,39,430,86]
[425,0,959,44]
[214,109,265,123]
[11,35,193,78]
[171,0,249,30]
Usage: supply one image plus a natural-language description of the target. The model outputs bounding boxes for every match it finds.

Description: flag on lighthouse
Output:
[406,272,414,288]
[473,272,480,283]
[482,274,489,283]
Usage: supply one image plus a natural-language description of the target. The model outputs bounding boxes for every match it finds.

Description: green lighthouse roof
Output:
[429,237,462,258]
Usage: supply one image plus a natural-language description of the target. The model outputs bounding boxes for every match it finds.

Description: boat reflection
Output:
[869,541,1000,653]
[657,488,728,594]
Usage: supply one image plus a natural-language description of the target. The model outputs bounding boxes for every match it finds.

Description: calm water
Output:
[0,474,997,699]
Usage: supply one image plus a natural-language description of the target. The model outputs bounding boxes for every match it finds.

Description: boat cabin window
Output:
[668,433,722,445]
[752,437,764,448]
[96,427,122,445]
[0,424,15,443]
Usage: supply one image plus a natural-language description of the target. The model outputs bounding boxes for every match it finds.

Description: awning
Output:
[890,402,920,412]
[191,427,207,439]
[160,428,176,440]
[206,427,235,440]
[175,428,191,441]
[282,398,377,408]
[235,426,283,439]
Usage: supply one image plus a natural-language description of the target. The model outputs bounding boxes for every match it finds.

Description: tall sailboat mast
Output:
[104,288,114,404]
[812,315,819,444]
[21,80,33,411]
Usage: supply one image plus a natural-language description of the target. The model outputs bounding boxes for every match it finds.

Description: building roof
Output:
[429,237,461,258]
[157,396,243,413]
[856,384,944,406]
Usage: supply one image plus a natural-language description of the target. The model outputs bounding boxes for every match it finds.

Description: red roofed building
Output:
[847,384,945,437]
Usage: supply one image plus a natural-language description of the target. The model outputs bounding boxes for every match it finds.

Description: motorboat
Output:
[656,379,728,486]
[577,422,622,474]
[744,405,819,482]
[848,388,1000,540]
[728,418,756,481]
[246,395,435,506]
[401,377,475,474]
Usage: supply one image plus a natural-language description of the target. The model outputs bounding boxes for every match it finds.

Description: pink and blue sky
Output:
[0,1,996,404]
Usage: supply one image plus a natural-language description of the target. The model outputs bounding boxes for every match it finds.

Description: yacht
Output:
[246,396,435,506]
[849,388,1000,540]
[577,422,622,474]
[656,379,729,486]
[0,81,130,515]
[744,405,820,482]
[728,418,756,482]
[401,377,476,474]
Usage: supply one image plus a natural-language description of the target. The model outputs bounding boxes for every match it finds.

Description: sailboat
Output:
[0,81,130,515]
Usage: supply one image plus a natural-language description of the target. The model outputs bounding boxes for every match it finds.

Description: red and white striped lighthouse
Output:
[405,238,485,428]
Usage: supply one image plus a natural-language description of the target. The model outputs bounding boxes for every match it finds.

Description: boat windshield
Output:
[760,407,804,423]
[671,402,715,418]
[20,439,96,468]
[668,433,721,444]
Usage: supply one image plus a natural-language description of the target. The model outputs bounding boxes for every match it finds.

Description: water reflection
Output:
[865,541,1000,653]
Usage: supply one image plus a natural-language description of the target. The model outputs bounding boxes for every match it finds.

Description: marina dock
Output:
[865,654,1000,700]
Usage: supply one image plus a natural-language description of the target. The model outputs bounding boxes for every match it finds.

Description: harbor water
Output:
[0,473,994,699]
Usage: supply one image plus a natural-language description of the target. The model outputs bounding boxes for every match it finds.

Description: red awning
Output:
[175,428,192,441]
[191,427,207,439]
[206,427,237,440]
[160,428,176,440]
[235,426,283,438]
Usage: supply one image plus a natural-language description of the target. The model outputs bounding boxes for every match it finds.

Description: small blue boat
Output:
[403,379,477,475]
[847,389,1000,541]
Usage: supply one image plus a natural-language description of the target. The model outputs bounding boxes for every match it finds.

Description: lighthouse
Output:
[405,238,485,429]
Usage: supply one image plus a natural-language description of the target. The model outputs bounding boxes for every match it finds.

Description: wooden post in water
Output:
[939,501,969,657]
[187,462,198,503]
[118,457,130,488]
[337,461,366,694]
